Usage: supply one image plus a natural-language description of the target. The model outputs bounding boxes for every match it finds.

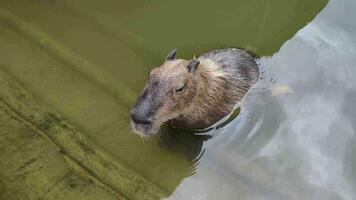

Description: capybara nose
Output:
[130,112,153,125]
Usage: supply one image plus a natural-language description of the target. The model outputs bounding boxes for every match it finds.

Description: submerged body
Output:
[130,48,259,136]
[171,49,259,129]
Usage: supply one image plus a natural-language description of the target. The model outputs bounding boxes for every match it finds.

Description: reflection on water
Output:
[166,0,356,199]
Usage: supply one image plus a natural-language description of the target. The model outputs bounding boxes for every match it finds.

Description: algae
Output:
[0,101,124,200]
[0,69,167,199]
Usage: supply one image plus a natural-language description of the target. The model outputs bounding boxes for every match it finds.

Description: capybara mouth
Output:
[130,120,160,137]
[129,108,160,136]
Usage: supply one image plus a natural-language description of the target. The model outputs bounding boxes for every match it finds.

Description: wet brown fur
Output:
[130,48,259,136]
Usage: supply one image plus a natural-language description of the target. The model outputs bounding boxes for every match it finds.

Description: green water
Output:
[0,0,328,199]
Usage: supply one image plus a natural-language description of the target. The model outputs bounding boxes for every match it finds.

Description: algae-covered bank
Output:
[0,0,331,199]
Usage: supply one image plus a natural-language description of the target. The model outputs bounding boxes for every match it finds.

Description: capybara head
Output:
[130,49,200,136]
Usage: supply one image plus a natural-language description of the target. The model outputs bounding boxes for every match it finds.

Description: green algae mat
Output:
[0,0,327,199]
[0,70,166,200]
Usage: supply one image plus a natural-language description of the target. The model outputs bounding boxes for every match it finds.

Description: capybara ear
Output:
[166,48,177,60]
[187,59,200,72]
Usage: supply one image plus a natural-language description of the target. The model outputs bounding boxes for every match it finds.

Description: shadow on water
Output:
[159,127,211,161]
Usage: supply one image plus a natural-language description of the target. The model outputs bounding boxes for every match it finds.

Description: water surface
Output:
[166,0,356,199]
[0,0,337,198]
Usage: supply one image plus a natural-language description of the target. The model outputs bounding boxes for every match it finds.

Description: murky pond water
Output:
[1,0,355,199]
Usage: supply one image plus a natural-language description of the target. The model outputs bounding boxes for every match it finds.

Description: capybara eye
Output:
[176,83,186,93]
